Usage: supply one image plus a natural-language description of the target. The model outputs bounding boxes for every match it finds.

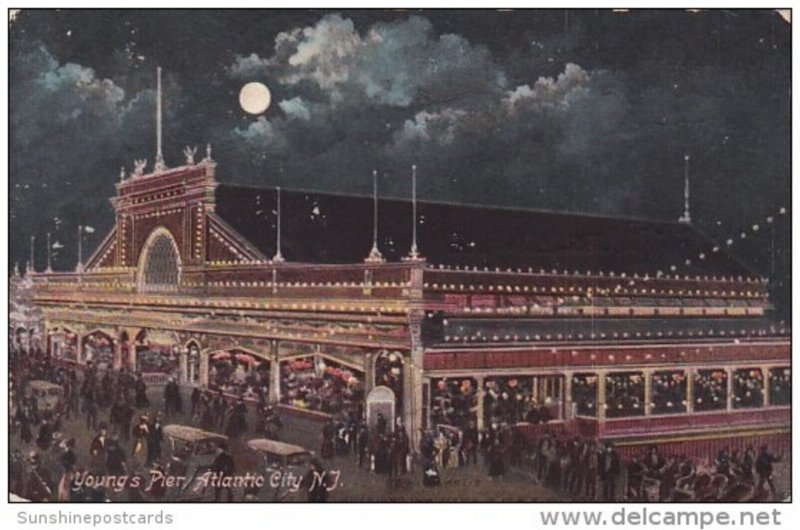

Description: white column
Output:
[563,372,573,420]
[598,370,607,420]
[686,368,693,413]
[761,366,770,407]
[269,341,281,404]
[475,376,485,430]
[726,367,734,412]
[644,369,652,416]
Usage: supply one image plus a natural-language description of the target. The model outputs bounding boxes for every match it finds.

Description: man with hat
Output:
[210,441,235,502]
[90,423,109,472]
[599,441,620,501]
[147,413,164,466]
[25,451,53,502]
[164,376,181,419]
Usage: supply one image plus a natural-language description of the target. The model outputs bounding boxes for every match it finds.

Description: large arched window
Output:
[138,228,180,292]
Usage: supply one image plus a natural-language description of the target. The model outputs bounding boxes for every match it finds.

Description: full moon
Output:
[239,82,271,115]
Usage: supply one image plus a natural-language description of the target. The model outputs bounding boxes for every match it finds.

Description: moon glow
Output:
[239,82,272,115]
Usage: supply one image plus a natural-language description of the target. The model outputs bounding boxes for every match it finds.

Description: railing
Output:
[575,407,790,438]
[141,372,170,385]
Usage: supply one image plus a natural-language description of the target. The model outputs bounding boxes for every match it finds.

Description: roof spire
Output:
[45,232,52,273]
[405,164,424,261]
[365,169,385,263]
[154,67,167,173]
[272,186,285,263]
[679,153,691,223]
[28,235,35,274]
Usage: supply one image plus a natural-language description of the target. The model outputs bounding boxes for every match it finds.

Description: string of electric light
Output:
[666,206,788,276]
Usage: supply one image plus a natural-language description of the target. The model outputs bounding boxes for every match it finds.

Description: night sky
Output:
[8,9,791,319]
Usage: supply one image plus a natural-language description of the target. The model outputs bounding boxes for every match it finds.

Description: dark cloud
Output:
[8,10,790,319]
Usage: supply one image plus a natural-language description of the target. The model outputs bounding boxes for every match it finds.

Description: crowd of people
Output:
[733,369,765,409]
[280,358,364,417]
[650,371,688,414]
[8,339,283,502]
[769,368,791,406]
[692,370,727,411]
[208,355,270,399]
[605,372,645,417]
[8,337,789,503]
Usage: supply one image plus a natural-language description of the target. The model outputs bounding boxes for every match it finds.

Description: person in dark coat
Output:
[36,417,53,451]
[134,374,149,408]
[741,445,756,483]
[190,387,201,417]
[210,442,235,502]
[376,413,387,436]
[106,437,127,476]
[320,420,335,460]
[755,445,780,499]
[357,424,369,468]
[147,414,164,466]
[17,406,33,444]
[304,459,330,502]
[488,440,505,478]
[599,443,620,501]
[163,377,180,418]
[214,392,228,430]
[89,424,109,473]
[24,452,53,502]
[85,391,98,431]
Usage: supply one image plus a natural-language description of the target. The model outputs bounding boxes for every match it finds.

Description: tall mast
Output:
[76,225,84,273]
[365,169,385,263]
[46,232,52,273]
[28,235,35,274]
[407,164,421,260]
[679,153,691,223]
[154,67,166,173]
[273,187,284,263]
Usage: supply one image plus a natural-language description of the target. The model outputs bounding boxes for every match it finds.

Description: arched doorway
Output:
[49,327,79,363]
[82,330,115,370]
[134,329,179,378]
[137,227,181,292]
[366,386,396,432]
[374,350,404,414]
[186,340,201,385]
[280,353,364,418]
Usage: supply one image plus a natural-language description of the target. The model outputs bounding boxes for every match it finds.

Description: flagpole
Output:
[154,67,166,173]
[28,235,35,274]
[46,232,52,273]
[365,169,384,263]
[77,225,84,273]
[406,164,422,260]
[273,187,284,263]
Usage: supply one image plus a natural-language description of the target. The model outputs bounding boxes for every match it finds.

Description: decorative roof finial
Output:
[679,153,691,224]
[183,145,198,165]
[205,143,213,161]
[119,166,126,182]
[133,159,147,177]
[154,67,167,173]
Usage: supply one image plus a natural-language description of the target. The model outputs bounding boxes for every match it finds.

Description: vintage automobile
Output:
[246,438,314,501]
[162,424,228,499]
[26,380,64,412]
